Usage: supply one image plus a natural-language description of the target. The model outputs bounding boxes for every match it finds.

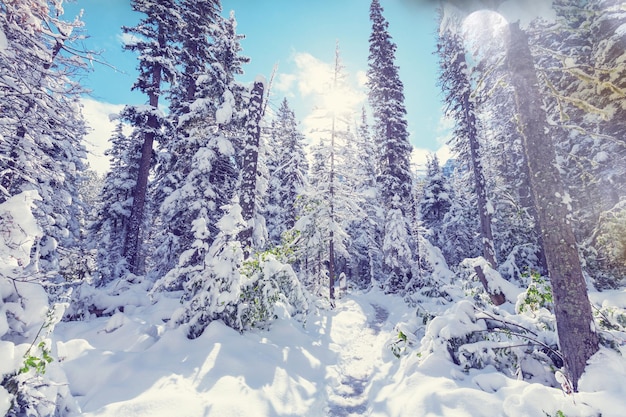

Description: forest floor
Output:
[53,286,626,416]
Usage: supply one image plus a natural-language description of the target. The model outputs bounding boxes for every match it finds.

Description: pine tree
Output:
[121,0,182,275]
[90,121,138,284]
[265,98,308,247]
[238,79,266,256]
[419,153,452,244]
[437,13,504,304]
[0,0,89,282]
[0,1,88,413]
[529,0,626,288]
[295,44,362,301]
[151,0,225,278]
[151,4,250,283]
[345,107,382,288]
[367,0,416,292]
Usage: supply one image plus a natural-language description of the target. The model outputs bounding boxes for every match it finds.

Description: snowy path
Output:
[324,298,391,416]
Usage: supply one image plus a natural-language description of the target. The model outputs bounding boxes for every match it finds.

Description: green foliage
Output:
[544,411,567,417]
[389,330,409,359]
[19,342,53,375]
[517,272,553,314]
[238,238,308,331]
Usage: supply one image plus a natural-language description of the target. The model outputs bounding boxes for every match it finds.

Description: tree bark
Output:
[124,31,164,274]
[506,21,598,391]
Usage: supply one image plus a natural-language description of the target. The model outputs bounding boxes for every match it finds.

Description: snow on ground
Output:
[53,287,626,417]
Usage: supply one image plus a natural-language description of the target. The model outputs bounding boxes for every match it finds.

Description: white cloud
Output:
[412,144,452,172]
[435,112,454,146]
[293,52,334,97]
[81,98,125,174]
[274,73,297,96]
[116,32,141,47]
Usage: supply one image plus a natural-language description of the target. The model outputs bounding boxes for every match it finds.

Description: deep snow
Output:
[50,287,626,417]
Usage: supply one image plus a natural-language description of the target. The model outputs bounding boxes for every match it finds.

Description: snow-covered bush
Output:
[419,299,562,386]
[239,250,309,330]
[167,203,309,338]
[0,192,78,416]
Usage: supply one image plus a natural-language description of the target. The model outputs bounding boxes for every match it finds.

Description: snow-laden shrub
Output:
[405,235,459,304]
[419,298,561,386]
[239,251,309,330]
[167,203,308,338]
[0,192,78,416]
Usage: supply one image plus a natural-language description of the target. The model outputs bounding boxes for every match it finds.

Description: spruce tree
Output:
[265,98,308,247]
[121,0,181,275]
[437,13,504,304]
[367,0,416,292]
[90,121,138,284]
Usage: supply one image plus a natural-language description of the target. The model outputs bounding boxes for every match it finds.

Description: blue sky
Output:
[64,0,447,173]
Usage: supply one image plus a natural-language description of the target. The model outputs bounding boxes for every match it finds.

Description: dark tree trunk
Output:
[238,80,264,257]
[124,49,163,275]
[506,21,598,392]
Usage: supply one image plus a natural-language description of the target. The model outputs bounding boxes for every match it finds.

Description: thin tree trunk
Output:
[124,30,164,274]
[460,52,505,305]
[506,21,598,392]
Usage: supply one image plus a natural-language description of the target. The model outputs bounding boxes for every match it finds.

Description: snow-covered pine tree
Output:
[89,121,138,285]
[151,0,225,278]
[344,107,382,289]
[529,0,626,288]
[0,0,89,284]
[419,153,452,248]
[121,0,181,275]
[452,8,546,281]
[238,78,266,256]
[151,3,250,284]
[437,11,504,304]
[295,43,363,301]
[0,2,87,413]
[438,168,481,267]
[265,98,308,247]
[367,0,416,293]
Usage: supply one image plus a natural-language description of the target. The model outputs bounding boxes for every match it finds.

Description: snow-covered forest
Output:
[1,0,626,416]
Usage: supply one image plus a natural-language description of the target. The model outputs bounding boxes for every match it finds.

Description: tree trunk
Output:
[506,21,598,392]
[124,51,163,275]
[238,80,264,257]
[460,50,504,305]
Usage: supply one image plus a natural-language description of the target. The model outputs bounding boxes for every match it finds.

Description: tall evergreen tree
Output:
[151,0,225,278]
[419,153,452,243]
[296,44,361,300]
[0,0,90,284]
[90,121,138,284]
[367,0,416,292]
[265,98,308,247]
[153,2,250,289]
[121,0,181,275]
[437,13,504,304]
[345,107,382,288]
[238,79,266,256]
